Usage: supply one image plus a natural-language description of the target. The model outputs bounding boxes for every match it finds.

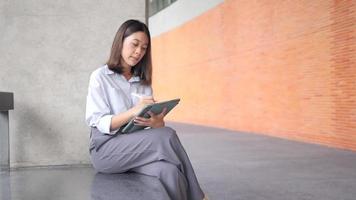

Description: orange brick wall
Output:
[151,0,356,151]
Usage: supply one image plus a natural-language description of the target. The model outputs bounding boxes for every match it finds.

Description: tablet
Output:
[119,98,180,133]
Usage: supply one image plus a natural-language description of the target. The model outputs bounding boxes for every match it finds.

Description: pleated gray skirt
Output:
[89,127,204,200]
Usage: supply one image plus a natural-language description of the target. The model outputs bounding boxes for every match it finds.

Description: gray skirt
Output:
[89,127,204,200]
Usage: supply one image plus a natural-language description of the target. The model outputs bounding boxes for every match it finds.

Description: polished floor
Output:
[1,122,356,200]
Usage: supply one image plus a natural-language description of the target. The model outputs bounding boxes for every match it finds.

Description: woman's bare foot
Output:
[203,193,209,200]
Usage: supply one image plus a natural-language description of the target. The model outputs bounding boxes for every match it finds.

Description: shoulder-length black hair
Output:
[106,19,152,85]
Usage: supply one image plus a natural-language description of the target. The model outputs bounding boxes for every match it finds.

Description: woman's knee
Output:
[156,161,181,179]
[143,127,176,142]
[133,161,181,179]
[154,126,178,140]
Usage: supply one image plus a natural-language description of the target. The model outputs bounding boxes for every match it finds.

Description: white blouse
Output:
[85,65,152,134]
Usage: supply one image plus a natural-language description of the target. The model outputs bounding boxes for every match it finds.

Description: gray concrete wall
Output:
[0,0,146,168]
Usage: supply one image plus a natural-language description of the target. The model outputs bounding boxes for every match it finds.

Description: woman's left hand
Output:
[133,107,168,128]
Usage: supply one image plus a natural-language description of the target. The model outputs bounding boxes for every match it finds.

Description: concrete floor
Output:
[1,122,356,200]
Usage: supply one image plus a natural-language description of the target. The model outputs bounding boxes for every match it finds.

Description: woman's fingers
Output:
[134,117,150,126]
[134,110,165,128]
[134,107,167,128]
[147,111,155,118]
[160,107,168,116]
[147,108,167,118]
[133,96,156,115]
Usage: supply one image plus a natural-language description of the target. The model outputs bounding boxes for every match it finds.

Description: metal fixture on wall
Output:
[148,0,177,16]
[0,92,14,171]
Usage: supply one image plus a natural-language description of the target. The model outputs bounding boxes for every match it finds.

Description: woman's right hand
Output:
[131,96,155,115]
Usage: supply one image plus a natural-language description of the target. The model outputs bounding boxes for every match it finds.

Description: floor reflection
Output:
[0,171,11,200]
[91,172,170,200]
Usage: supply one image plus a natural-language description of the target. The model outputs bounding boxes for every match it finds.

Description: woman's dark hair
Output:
[106,19,152,85]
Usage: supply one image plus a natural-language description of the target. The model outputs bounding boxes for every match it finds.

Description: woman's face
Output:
[120,31,149,68]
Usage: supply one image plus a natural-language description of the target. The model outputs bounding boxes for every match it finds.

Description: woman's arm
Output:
[110,96,155,131]
[86,71,155,134]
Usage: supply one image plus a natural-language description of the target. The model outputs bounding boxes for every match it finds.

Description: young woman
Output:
[85,19,208,200]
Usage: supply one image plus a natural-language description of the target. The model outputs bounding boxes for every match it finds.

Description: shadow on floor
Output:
[0,167,169,200]
[91,172,169,200]
[1,122,356,200]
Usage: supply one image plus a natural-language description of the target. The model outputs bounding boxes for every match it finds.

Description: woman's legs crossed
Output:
[90,127,180,173]
[90,127,204,200]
